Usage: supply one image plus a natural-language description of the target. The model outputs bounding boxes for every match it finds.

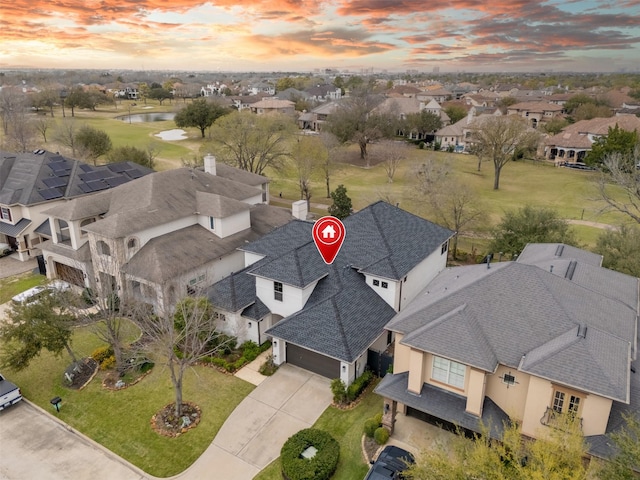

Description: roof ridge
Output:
[229,272,237,311]
[64,159,80,197]
[369,205,400,279]
[331,297,352,362]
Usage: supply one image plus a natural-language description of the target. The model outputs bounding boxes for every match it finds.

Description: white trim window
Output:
[432,356,465,389]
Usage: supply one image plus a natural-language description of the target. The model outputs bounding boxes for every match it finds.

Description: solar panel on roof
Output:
[107,163,128,173]
[40,188,64,200]
[79,164,93,172]
[105,176,129,187]
[86,180,109,191]
[79,183,95,193]
[125,169,144,179]
[48,155,65,163]
[79,171,107,182]
[43,177,67,188]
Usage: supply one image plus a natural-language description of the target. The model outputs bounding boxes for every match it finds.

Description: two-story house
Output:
[0,149,152,261]
[206,201,454,386]
[376,243,638,459]
[506,101,565,129]
[40,155,292,314]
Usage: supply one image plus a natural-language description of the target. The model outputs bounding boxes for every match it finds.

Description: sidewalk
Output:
[234,350,272,386]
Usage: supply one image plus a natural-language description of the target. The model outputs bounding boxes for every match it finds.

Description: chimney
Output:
[204,154,216,176]
[292,200,308,220]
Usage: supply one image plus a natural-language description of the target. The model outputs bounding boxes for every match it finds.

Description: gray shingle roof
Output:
[374,372,509,439]
[0,218,31,237]
[122,205,292,283]
[387,260,637,403]
[206,266,258,313]
[0,150,152,207]
[74,168,263,238]
[266,266,396,363]
[248,241,328,288]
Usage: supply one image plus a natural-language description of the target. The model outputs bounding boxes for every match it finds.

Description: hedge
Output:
[374,427,390,445]
[281,428,339,480]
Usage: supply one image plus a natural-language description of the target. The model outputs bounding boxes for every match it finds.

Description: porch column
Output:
[381,398,397,435]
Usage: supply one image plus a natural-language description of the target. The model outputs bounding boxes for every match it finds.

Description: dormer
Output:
[196,191,251,239]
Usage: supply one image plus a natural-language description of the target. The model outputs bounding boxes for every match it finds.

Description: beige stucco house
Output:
[40,155,292,315]
[376,243,638,458]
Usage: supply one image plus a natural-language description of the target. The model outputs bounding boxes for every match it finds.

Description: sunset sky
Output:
[1,0,640,73]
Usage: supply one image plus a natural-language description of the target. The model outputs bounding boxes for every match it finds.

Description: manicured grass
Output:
[254,381,382,480]
[2,322,255,477]
[269,148,626,250]
[0,272,47,304]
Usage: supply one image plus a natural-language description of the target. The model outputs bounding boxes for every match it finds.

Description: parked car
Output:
[561,162,595,171]
[0,373,22,411]
[11,280,72,305]
[364,445,415,480]
[0,242,12,258]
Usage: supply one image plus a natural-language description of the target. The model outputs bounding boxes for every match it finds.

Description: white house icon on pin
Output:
[321,224,336,239]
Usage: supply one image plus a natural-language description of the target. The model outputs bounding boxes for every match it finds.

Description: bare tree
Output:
[292,135,326,209]
[414,159,484,258]
[55,118,79,156]
[33,117,52,143]
[472,116,540,189]
[130,295,231,417]
[597,149,640,224]
[0,87,25,135]
[6,109,36,152]
[319,131,341,198]
[208,111,295,175]
[374,140,409,183]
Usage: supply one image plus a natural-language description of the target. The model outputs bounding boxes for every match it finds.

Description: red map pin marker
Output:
[312,216,346,265]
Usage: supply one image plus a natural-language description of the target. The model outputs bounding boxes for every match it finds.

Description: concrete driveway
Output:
[0,401,147,480]
[180,364,332,480]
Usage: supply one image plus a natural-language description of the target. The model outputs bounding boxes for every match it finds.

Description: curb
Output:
[22,398,154,480]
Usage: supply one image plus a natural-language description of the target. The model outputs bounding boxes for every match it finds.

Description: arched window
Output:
[80,218,95,237]
[57,220,71,245]
[127,237,139,250]
[96,240,110,256]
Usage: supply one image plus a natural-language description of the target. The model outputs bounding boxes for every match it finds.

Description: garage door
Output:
[55,262,84,287]
[286,343,340,379]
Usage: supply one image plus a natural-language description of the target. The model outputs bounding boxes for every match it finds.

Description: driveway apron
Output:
[182,364,332,480]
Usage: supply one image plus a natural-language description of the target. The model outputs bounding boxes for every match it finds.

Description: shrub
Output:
[346,370,373,402]
[374,412,383,425]
[240,340,260,361]
[374,427,390,445]
[100,355,116,370]
[91,345,114,363]
[82,287,97,306]
[418,141,425,149]
[281,428,339,480]
[364,418,379,438]
[330,378,347,405]
[258,354,278,376]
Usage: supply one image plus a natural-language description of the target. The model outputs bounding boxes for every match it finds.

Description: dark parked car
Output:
[560,162,595,171]
[364,445,415,480]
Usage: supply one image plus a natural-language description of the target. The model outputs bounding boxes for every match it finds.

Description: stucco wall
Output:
[399,247,449,310]
[485,364,531,421]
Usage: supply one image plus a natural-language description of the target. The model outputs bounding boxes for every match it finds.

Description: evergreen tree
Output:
[328,184,352,219]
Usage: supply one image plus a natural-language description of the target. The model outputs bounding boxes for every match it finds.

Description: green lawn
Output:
[0,272,47,304]
[2,322,255,477]
[269,149,626,250]
[255,382,382,480]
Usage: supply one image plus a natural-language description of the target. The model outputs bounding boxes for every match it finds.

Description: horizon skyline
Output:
[2,1,640,74]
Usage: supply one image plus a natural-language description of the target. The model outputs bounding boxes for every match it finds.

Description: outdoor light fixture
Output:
[273,340,277,346]
[342,365,346,372]
[248,322,252,328]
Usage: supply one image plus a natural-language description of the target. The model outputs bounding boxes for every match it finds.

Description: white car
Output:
[0,242,12,257]
[11,280,71,305]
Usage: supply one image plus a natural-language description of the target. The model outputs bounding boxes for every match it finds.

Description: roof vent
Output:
[577,325,587,339]
[555,245,564,257]
[565,260,577,280]
[550,265,554,273]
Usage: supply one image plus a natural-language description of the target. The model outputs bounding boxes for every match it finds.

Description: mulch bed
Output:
[64,358,99,390]
[151,401,201,438]
[101,367,153,391]
[362,435,383,463]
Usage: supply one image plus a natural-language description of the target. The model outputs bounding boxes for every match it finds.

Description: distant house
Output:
[544,115,640,163]
[304,85,342,102]
[250,98,296,116]
[0,150,152,262]
[297,101,341,132]
[506,102,565,128]
[434,108,502,151]
[249,83,276,96]
[376,243,639,461]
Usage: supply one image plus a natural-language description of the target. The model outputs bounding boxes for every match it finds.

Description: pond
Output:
[117,112,176,123]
